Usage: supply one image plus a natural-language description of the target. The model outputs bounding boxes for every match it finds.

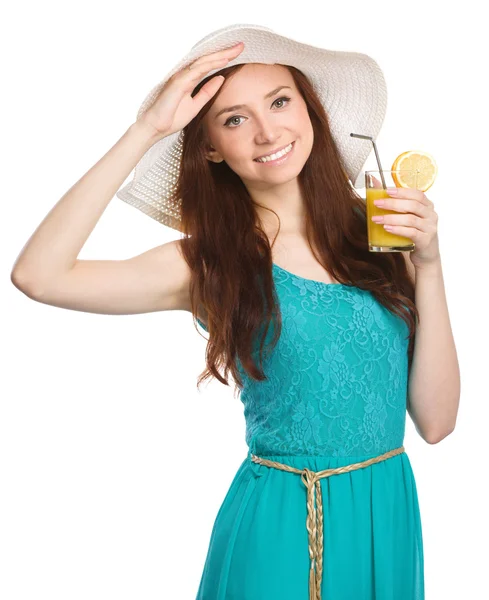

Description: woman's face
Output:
[203,63,314,189]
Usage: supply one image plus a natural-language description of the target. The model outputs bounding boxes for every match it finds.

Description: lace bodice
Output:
[197,262,410,458]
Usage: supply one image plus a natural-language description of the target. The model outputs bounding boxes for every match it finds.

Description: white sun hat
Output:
[116,23,388,231]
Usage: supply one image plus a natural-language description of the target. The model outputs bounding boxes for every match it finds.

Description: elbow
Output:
[425,425,455,445]
[409,393,460,445]
[11,269,43,299]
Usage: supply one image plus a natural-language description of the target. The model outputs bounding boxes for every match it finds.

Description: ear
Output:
[205,144,224,164]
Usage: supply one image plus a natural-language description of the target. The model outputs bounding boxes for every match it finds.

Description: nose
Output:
[255,133,280,148]
[255,123,282,146]
[253,114,281,146]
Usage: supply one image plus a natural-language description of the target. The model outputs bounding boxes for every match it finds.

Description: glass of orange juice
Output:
[366,170,417,252]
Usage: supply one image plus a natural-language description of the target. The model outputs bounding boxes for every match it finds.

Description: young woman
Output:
[11,23,460,600]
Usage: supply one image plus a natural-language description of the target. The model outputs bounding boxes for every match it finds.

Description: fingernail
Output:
[386,187,398,195]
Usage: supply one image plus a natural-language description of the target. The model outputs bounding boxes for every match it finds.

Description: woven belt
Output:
[250,445,405,600]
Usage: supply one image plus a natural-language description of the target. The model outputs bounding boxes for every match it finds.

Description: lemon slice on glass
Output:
[391,150,438,191]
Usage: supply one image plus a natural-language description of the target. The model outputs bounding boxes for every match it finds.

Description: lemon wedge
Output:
[391,150,438,191]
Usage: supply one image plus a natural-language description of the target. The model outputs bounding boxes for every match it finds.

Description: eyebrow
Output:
[214,85,292,120]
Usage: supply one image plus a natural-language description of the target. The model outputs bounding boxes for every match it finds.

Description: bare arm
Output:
[10,123,195,315]
[11,45,247,319]
[406,258,460,444]
[401,252,460,444]
[11,120,163,293]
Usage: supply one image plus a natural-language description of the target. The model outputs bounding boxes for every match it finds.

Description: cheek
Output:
[298,115,314,149]
[297,108,313,133]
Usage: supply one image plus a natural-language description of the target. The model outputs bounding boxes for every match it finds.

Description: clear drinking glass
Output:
[366,170,417,252]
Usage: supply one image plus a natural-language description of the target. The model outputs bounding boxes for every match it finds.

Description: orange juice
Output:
[366,187,414,250]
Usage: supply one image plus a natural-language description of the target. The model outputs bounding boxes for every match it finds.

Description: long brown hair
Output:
[176,63,418,392]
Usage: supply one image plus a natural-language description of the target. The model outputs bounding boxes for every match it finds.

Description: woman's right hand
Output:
[136,41,245,139]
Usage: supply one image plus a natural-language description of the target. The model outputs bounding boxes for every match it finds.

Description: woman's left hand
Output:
[371,186,440,269]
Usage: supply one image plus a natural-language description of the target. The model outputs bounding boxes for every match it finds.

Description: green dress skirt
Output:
[195,263,424,599]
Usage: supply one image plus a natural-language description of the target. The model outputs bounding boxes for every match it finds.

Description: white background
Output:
[2,1,487,598]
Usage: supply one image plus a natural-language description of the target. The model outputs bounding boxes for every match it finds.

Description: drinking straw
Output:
[350,133,387,189]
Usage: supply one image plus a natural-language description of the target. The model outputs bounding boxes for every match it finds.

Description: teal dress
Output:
[195,262,424,600]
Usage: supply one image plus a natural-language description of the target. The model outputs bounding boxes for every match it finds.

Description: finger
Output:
[191,76,226,111]
[387,186,429,204]
[381,223,418,240]
[189,42,243,69]
[371,174,384,189]
[381,213,429,232]
[375,198,430,217]
[178,56,226,76]
[181,54,237,83]
[187,55,231,76]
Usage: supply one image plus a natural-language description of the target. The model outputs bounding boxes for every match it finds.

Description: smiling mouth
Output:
[253,141,295,162]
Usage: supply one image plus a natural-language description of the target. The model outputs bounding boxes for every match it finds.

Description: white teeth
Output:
[255,142,293,162]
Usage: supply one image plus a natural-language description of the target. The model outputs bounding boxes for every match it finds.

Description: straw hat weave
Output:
[116,23,388,231]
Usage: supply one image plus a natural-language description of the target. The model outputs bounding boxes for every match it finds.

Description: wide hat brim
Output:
[116,23,388,231]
